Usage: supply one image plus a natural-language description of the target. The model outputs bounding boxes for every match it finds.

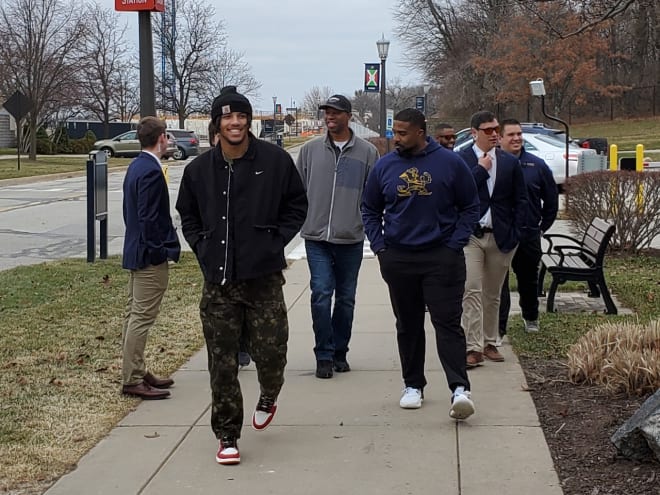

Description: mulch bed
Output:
[520,358,659,495]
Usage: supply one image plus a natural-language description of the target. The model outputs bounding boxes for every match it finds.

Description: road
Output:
[0,147,316,272]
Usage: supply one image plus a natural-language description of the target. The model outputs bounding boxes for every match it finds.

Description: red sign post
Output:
[115,0,164,12]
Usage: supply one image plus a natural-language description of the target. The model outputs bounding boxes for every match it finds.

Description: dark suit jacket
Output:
[122,151,180,270]
[457,147,527,252]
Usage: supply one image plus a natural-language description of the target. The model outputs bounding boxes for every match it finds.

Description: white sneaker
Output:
[399,387,423,409]
[450,386,475,420]
[495,334,504,347]
[524,319,540,332]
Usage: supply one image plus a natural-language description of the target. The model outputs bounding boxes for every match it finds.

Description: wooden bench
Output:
[538,217,617,314]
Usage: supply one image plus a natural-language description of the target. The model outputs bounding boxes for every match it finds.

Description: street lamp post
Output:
[377,34,390,138]
[423,84,431,116]
[529,79,570,181]
[272,96,277,142]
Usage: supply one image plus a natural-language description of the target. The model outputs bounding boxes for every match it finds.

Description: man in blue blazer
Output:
[121,116,181,399]
[457,111,527,367]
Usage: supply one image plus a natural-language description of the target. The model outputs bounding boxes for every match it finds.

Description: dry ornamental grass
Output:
[567,320,660,396]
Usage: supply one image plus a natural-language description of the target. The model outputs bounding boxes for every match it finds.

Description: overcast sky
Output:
[116,0,421,112]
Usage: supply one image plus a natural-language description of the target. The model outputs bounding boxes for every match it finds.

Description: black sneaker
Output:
[315,360,333,379]
[238,352,251,368]
[334,360,351,373]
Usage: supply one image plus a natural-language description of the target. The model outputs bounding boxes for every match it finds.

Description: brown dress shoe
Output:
[466,351,484,368]
[483,344,505,362]
[122,382,171,400]
[144,372,174,389]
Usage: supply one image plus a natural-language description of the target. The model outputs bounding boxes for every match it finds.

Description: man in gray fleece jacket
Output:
[295,94,379,379]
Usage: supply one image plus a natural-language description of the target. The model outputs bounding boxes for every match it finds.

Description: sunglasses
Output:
[477,126,500,135]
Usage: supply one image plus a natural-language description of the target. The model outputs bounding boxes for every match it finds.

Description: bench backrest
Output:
[580,217,616,267]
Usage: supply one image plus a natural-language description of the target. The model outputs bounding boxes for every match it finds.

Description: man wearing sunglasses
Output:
[433,123,457,150]
[456,111,527,368]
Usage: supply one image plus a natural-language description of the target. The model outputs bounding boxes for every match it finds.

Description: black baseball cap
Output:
[319,94,352,113]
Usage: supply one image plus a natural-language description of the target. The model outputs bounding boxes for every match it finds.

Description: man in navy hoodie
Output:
[362,108,479,420]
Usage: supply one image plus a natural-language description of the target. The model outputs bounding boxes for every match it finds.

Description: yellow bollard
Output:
[609,144,618,171]
[161,163,169,184]
[636,144,644,172]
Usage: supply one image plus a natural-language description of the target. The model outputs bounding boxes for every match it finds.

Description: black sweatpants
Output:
[378,245,470,393]
[499,235,543,334]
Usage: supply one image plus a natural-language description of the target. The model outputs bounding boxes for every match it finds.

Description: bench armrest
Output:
[554,245,597,260]
[543,233,581,253]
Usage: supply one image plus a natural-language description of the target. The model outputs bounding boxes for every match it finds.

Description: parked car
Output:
[167,129,200,160]
[93,130,140,158]
[454,132,597,185]
[93,130,177,160]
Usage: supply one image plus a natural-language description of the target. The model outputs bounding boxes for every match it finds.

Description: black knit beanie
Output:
[211,86,253,124]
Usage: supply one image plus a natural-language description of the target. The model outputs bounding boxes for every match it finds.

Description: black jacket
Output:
[517,147,558,238]
[457,147,528,253]
[176,135,308,283]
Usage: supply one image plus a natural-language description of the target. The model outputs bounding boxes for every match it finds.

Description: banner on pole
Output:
[364,63,380,93]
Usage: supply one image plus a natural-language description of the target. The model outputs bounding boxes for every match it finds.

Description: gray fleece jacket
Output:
[295,131,379,244]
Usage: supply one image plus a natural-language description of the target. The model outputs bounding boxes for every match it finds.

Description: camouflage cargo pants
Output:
[200,271,288,439]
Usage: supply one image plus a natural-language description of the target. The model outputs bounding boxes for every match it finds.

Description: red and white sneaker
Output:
[216,436,240,465]
[252,394,277,431]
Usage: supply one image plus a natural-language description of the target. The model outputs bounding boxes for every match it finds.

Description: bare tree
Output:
[78,3,128,138]
[0,0,85,159]
[105,58,141,123]
[352,90,379,130]
[301,86,334,116]
[154,0,221,128]
[203,47,261,105]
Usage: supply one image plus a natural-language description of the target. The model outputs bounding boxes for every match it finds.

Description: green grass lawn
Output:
[571,116,660,157]
[0,156,133,180]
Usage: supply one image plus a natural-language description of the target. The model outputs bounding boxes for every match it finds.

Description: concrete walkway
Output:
[45,258,563,495]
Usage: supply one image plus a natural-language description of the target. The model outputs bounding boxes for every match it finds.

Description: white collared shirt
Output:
[473,144,497,228]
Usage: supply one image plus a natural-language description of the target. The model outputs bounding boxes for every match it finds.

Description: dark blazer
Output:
[122,151,180,270]
[457,147,527,252]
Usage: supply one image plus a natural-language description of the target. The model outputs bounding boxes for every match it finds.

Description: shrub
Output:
[567,320,660,396]
[70,130,97,154]
[564,170,660,253]
[35,125,55,154]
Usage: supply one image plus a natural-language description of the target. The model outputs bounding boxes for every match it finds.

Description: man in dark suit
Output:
[457,111,527,367]
[121,116,181,399]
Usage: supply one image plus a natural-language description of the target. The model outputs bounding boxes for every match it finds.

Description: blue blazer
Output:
[457,147,527,252]
[122,152,181,270]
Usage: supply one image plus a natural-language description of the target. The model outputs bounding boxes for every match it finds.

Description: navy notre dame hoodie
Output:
[361,138,479,254]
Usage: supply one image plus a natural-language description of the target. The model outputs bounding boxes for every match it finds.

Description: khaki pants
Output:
[122,262,169,386]
[462,234,516,353]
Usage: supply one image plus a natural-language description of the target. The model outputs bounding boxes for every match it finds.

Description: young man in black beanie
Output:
[176,86,308,465]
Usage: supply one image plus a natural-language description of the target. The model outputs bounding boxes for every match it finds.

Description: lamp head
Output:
[376,34,390,60]
[529,78,546,97]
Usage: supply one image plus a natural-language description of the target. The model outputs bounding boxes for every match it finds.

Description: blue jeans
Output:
[305,240,364,362]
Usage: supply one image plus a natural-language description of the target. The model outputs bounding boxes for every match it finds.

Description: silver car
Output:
[93,130,177,159]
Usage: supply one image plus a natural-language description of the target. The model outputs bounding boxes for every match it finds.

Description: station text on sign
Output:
[115,0,164,12]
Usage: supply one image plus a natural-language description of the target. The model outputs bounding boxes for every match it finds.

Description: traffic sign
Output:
[386,109,394,131]
[3,90,31,121]
[385,129,394,139]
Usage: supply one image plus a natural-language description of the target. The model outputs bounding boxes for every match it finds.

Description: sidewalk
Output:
[44,258,562,495]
